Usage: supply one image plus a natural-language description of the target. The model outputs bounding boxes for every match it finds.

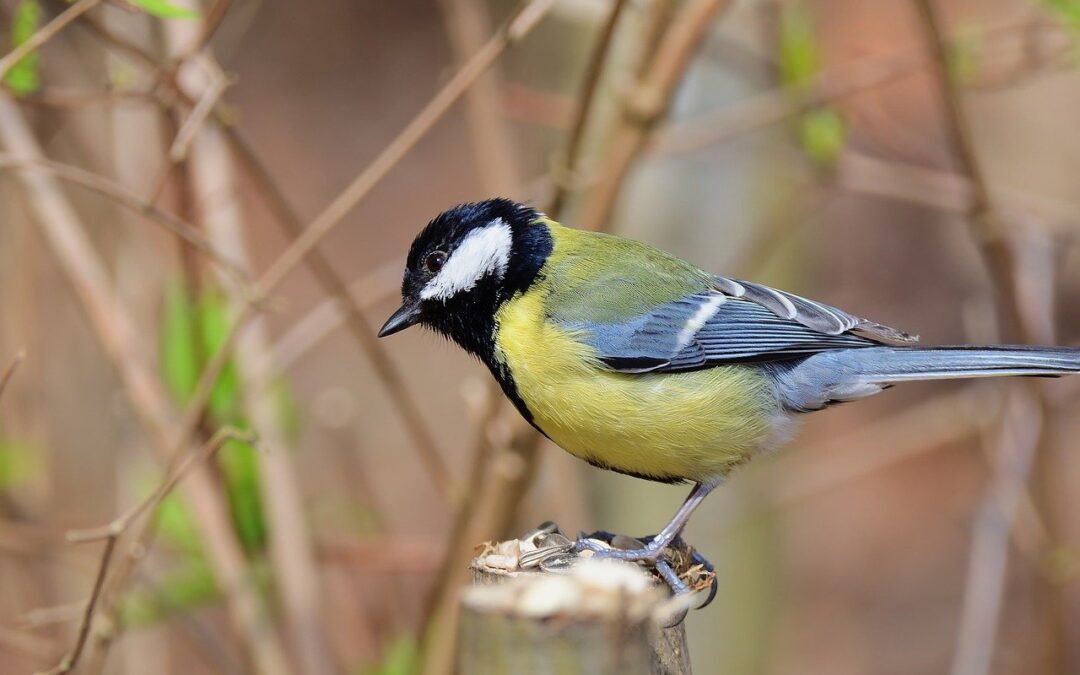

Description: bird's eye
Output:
[424,250,448,273]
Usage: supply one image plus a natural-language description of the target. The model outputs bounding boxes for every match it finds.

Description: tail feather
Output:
[855,345,1080,381]
[775,345,1080,412]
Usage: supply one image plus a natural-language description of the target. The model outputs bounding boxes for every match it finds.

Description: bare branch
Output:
[226,125,457,503]
[0,349,25,406]
[914,3,1062,673]
[35,536,115,675]
[0,0,103,82]
[37,429,254,675]
[168,64,233,162]
[0,94,289,675]
[576,0,736,232]
[254,0,557,295]
[0,154,247,280]
[546,0,630,214]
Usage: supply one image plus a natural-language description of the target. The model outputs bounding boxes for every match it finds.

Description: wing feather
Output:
[557,277,917,374]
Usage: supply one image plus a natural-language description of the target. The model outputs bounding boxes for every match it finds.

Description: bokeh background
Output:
[0,0,1079,673]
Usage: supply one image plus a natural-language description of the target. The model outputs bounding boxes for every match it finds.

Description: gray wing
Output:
[561,276,918,374]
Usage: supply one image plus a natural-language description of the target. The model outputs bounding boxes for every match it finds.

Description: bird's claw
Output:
[575,529,718,614]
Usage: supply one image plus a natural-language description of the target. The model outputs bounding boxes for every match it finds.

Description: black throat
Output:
[423,221,553,422]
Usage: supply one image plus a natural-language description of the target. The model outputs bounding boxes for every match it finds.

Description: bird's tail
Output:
[849,345,1080,381]
[775,345,1080,411]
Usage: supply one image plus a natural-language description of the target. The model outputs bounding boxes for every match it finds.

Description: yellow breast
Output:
[493,290,779,483]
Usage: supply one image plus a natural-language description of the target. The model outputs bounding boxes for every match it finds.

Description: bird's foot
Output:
[575,530,718,613]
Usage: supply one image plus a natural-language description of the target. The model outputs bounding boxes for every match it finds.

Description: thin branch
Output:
[836,152,1080,237]
[254,0,557,296]
[226,125,456,503]
[263,258,401,373]
[35,536,115,675]
[915,0,1024,340]
[71,9,160,71]
[0,349,25,405]
[37,429,253,675]
[546,0,630,214]
[0,154,247,280]
[17,86,159,108]
[0,94,288,675]
[179,35,335,670]
[438,0,525,196]
[914,3,1061,673]
[651,18,1071,157]
[576,0,736,232]
[0,0,103,82]
[169,65,233,162]
[186,0,235,57]
[950,390,1044,675]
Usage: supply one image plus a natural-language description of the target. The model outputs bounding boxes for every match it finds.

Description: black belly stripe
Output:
[582,456,689,484]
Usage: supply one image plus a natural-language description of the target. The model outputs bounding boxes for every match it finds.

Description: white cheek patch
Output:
[420,219,513,301]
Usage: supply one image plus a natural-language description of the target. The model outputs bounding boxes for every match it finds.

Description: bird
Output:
[378,197,1080,594]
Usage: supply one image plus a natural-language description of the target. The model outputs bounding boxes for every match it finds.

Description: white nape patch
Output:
[675,294,726,350]
[420,219,513,301]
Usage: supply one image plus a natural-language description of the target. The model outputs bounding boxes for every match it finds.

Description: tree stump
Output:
[458,523,708,675]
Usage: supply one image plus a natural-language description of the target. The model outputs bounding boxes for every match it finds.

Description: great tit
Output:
[378,198,1080,588]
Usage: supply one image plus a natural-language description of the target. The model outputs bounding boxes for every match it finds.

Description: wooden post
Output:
[458,524,706,674]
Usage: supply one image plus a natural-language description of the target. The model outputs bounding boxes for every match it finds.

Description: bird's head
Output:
[377,198,552,357]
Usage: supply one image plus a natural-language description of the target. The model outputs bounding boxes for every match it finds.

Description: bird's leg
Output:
[575,480,718,564]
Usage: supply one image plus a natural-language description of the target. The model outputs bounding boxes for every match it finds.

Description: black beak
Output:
[378,301,422,337]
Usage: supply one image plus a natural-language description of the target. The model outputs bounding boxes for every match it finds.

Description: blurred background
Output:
[0,0,1079,673]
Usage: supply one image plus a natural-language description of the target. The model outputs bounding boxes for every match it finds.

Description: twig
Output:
[254,0,557,296]
[0,154,246,279]
[438,0,524,196]
[913,2,1060,673]
[82,305,257,672]
[185,0,235,57]
[168,64,233,162]
[71,9,160,71]
[263,259,401,373]
[0,349,25,405]
[37,429,253,675]
[35,537,115,675]
[651,17,1071,157]
[576,0,736,233]
[836,152,1080,235]
[950,390,1044,675]
[546,0,630,214]
[17,86,159,108]
[225,125,456,503]
[179,34,335,670]
[914,0,1022,340]
[0,94,289,675]
[0,0,103,82]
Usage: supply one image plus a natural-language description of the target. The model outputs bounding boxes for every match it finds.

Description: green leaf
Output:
[161,283,200,404]
[158,283,241,423]
[1042,0,1080,57]
[118,559,218,628]
[129,0,201,20]
[0,439,39,489]
[156,491,203,554]
[4,0,42,97]
[1043,0,1080,27]
[947,24,983,86]
[197,292,243,423]
[777,2,821,90]
[799,107,847,166]
[357,635,420,675]
[272,376,301,442]
[218,437,266,552]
